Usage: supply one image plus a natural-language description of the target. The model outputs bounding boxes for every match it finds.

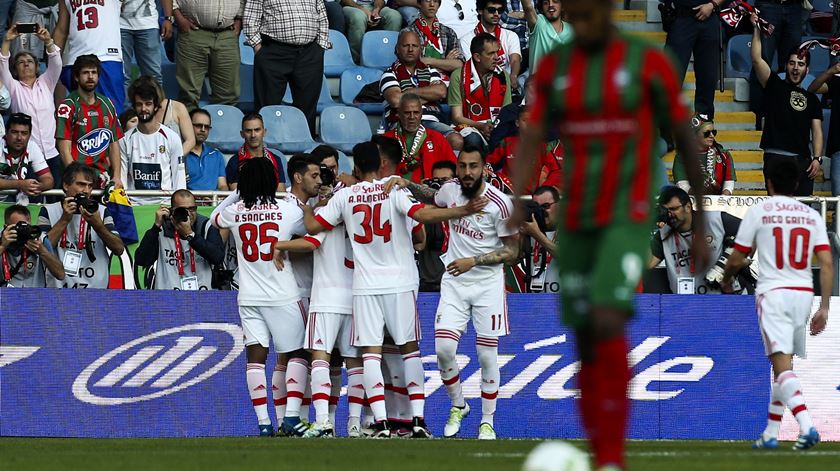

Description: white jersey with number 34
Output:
[734,196,830,295]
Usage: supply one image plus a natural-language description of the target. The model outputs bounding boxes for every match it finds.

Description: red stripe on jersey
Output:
[595,41,627,226]
[303,236,321,248]
[407,203,425,219]
[315,214,335,231]
[733,243,752,254]
[770,287,814,292]
[344,258,354,269]
[565,48,589,229]
[815,244,830,252]
[412,223,423,234]
[35,167,51,177]
[485,190,509,219]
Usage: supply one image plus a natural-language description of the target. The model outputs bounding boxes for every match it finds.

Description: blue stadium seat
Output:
[360,30,399,70]
[267,148,291,187]
[325,30,356,77]
[805,42,831,77]
[306,145,353,175]
[204,105,244,153]
[260,105,318,153]
[725,34,752,79]
[339,66,385,114]
[240,33,254,66]
[281,78,339,113]
[811,0,833,12]
[319,106,373,154]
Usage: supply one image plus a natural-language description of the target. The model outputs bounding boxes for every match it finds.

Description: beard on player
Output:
[459,174,483,198]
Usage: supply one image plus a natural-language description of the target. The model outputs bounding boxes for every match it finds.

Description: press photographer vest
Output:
[42,202,112,289]
[658,210,726,294]
[152,217,214,290]
[0,235,48,288]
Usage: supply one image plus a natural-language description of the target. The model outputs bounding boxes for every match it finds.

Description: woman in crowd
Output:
[672,113,737,196]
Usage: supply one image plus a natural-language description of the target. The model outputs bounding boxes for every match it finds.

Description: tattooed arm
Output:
[382,177,438,204]
[446,235,521,277]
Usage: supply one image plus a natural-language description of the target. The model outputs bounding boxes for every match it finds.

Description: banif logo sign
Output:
[72,323,244,405]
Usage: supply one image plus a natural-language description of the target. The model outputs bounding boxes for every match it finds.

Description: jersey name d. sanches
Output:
[214,198,306,306]
[529,33,689,231]
[434,180,515,284]
[55,91,122,176]
[734,196,830,295]
[64,0,123,65]
[315,178,424,295]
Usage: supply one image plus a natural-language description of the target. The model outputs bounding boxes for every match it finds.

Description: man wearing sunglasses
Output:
[672,113,737,196]
[135,189,225,290]
[185,108,228,191]
[459,0,522,93]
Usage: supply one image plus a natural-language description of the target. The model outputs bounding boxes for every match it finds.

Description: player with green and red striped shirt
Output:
[515,0,708,469]
[55,55,123,189]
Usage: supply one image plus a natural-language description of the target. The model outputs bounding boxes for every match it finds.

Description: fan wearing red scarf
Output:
[224,113,287,193]
[459,0,522,94]
[447,33,512,152]
[406,0,466,75]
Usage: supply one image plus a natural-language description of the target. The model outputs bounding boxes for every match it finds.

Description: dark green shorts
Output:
[555,223,650,328]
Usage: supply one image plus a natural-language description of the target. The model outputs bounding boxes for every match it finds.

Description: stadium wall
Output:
[1,291,837,440]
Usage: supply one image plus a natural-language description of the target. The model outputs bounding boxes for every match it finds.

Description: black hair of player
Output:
[432,160,457,174]
[765,159,799,196]
[353,141,382,174]
[62,162,97,188]
[72,54,101,80]
[657,185,691,207]
[532,185,560,201]
[471,32,500,55]
[371,135,402,167]
[4,204,30,224]
[7,112,33,132]
[241,113,264,129]
[459,141,487,163]
[310,144,339,164]
[129,82,161,109]
[189,108,212,122]
[239,158,278,209]
[287,153,319,182]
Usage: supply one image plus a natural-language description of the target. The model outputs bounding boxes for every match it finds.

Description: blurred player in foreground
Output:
[514,0,708,468]
[721,159,831,451]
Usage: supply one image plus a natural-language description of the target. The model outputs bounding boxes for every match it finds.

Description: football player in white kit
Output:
[385,144,520,439]
[306,141,487,438]
[210,158,308,437]
[721,159,832,451]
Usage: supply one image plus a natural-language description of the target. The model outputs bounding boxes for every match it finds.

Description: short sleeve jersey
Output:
[63,0,123,64]
[435,180,515,283]
[0,141,50,182]
[305,228,354,315]
[314,179,424,295]
[55,91,122,176]
[119,124,184,195]
[214,198,306,306]
[733,195,830,295]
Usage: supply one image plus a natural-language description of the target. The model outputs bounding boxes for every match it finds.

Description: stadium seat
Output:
[812,0,832,9]
[239,33,254,66]
[319,106,373,154]
[325,30,356,77]
[281,77,339,113]
[267,148,291,187]
[725,34,752,79]
[306,145,354,175]
[204,105,244,153]
[260,105,318,153]
[339,66,385,114]
[802,39,831,76]
[360,30,399,70]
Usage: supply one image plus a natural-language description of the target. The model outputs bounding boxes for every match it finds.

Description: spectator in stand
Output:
[118,109,139,132]
[325,0,347,34]
[1,24,62,186]
[38,163,126,289]
[54,0,126,112]
[383,93,457,182]
[372,134,405,176]
[406,0,465,76]
[448,33,512,151]
[341,0,402,63]
[173,0,243,110]
[129,75,196,156]
[672,113,737,196]
[186,108,228,191]
[55,55,123,189]
[486,107,561,194]
[226,113,287,192]
[459,0,521,95]
[664,0,724,119]
[0,204,65,288]
[120,0,174,90]
[0,74,9,139]
[416,159,455,291]
[437,0,477,39]
[390,0,421,24]
[9,1,59,61]
[135,189,225,290]
[749,0,805,129]
[521,0,572,73]
[381,31,462,149]
[808,62,840,196]
[0,113,53,204]
[750,13,822,196]
[500,0,528,72]
[245,0,328,137]
[0,0,14,41]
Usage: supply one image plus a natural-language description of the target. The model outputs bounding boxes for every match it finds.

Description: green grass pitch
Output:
[2,438,839,470]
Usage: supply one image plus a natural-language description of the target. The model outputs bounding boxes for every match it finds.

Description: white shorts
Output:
[305,311,360,358]
[756,289,814,358]
[239,300,308,353]
[352,291,419,347]
[436,274,509,338]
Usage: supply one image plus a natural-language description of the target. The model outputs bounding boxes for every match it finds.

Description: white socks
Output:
[777,370,814,434]
[476,337,500,426]
[246,363,270,426]
[435,330,465,408]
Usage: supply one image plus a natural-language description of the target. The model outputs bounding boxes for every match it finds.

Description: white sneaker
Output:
[361,419,375,438]
[302,419,334,438]
[347,417,362,438]
[443,404,470,438]
[478,422,496,440]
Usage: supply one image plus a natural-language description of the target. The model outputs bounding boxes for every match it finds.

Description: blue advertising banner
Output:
[0,291,773,439]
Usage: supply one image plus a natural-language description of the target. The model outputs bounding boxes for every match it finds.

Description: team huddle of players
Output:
[210,139,519,439]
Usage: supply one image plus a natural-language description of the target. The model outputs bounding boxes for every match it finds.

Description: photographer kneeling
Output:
[519,186,559,293]
[649,186,748,294]
[136,189,224,290]
[0,205,65,287]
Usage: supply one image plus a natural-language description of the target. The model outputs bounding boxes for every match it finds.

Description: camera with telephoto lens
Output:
[10,222,41,248]
[422,177,447,190]
[171,206,191,224]
[73,193,99,213]
[320,164,336,188]
[657,205,675,227]
[523,200,550,234]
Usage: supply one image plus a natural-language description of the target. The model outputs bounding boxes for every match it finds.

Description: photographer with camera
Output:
[649,186,745,295]
[135,189,224,290]
[0,204,65,287]
[519,185,558,293]
[38,163,125,289]
[417,160,457,292]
